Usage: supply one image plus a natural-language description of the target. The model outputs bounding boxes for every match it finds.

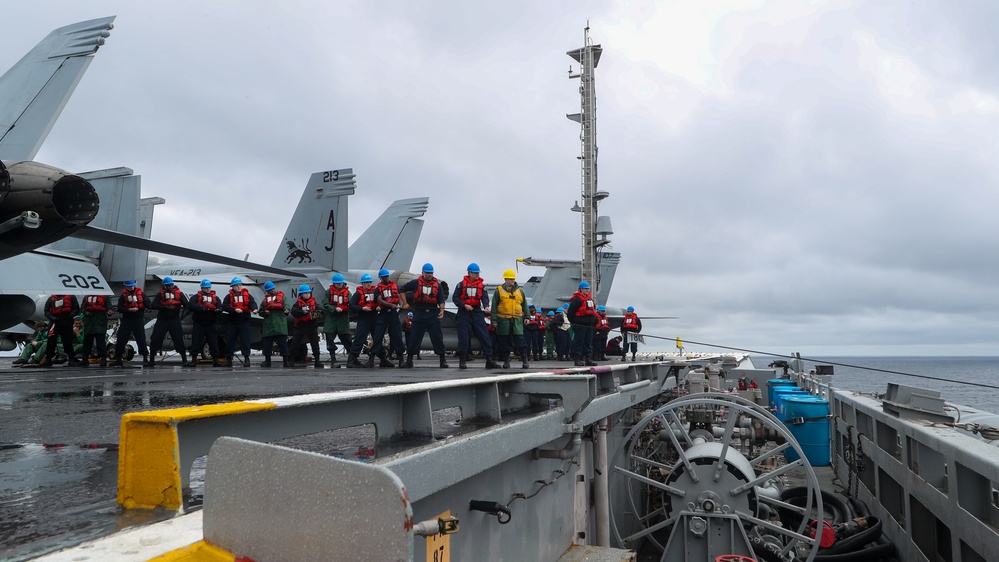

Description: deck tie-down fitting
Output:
[469,500,512,524]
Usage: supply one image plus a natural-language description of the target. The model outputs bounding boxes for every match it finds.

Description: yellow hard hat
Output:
[502,269,517,279]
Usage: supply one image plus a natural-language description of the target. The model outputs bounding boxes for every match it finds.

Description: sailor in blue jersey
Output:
[399,263,448,368]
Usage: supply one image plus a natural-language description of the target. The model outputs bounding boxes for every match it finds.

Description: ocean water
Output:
[751,356,999,413]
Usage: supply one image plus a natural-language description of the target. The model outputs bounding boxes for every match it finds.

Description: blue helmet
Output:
[467,262,480,273]
[407,312,414,317]
[360,273,373,283]
[578,280,590,289]
[562,303,569,309]
[597,305,606,312]
[528,304,536,309]
[263,281,276,291]
[422,263,434,273]
[331,273,345,284]
[163,276,174,285]
[378,268,390,278]
[627,306,635,312]
[123,280,136,287]
[200,279,212,289]
[231,277,243,286]
[547,311,555,316]
[298,284,312,294]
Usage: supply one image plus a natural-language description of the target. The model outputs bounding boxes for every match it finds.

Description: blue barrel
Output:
[783,396,831,466]
[774,389,809,420]
[767,379,797,408]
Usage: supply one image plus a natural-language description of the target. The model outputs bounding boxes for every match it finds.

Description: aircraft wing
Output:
[72,225,302,278]
[0,16,115,161]
[0,251,113,331]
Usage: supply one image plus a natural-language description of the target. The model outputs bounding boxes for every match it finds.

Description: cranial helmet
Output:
[467,263,480,273]
[163,276,174,285]
[263,281,276,291]
[422,263,434,273]
[360,273,373,283]
[378,268,390,278]
[578,280,590,289]
[298,284,312,294]
[124,280,136,287]
[200,279,212,289]
[627,306,635,312]
[331,273,345,284]
[502,269,516,279]
[597,305,606,312]
[231,277,243,286]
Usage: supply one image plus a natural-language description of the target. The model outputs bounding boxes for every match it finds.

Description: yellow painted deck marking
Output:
[147,540,235,561]
[426,509,452,562]
[117,401,276,511]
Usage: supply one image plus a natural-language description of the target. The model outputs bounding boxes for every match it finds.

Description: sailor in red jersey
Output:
[566,280,597,366]
[113,280,148,367]
[451,263,497,370]
[620,306,643,362]
[148,277,190,368]
[187,279,222,366]
[43,293,80,367]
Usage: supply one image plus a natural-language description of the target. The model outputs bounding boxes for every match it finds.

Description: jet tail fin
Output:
[348,197,429,272]
[518,250,621,308]
[271,169,356,272]
[0,16,115,161]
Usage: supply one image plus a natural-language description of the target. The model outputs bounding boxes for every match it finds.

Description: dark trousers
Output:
[407,308,445,356]
[82,332,107,361]
[554,329,571,357]
[372,311,404,358]
[150,316,185,355]
[261,335,289,359]
[524,327,540,357]
[349,315,378,356]
[116,316,148,359]
[324,331,351,356]
[497,332,526,362]
[225,320,251,358]
[45,319,76,361]
[457,309,492,357]
[290,322,321,360]
[191,321,219,358]
[571,324,594,358]
[623,332,638,354]
[593,332,608,358]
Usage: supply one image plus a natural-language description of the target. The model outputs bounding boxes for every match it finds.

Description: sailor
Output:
[402,311,413,353]
[148,277,190,368]
[399,263,449,368]
[605,335,624,357]
[490,269,530,369]
[620,305,643,362]
[452,262,497,370]
[42,293,80,367]
[524,304,540,362]
[594,305,611,361]
[113,281,148,368]
[370,269,402,368]
[554,304,572,361]
[567,281,597,366]
[12,321,48,366]
[80,294,111,368]
[260,281,290,367]
[322,273,352,366]
[187,280,222,367]
[222,277,257,367]
[544,311,556,360]
[346,273,379,368]
[534,307,547,361]
[290,284,323,368]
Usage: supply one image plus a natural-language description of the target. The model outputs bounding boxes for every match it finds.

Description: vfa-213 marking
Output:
[320,168,354,252]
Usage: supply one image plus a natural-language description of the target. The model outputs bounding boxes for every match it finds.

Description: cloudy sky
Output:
[5,1,999,356]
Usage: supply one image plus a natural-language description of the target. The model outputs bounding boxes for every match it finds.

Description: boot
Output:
[179,351,189,367]
[80,358,89,368]
[67,356,82,367]
[314,358,324,368]
[621,355,627,362]
[262,356,272,368]
[379,355,395,368]
[585,356,597,367]
[502,356,511,369]
[485,357,498,369]
[574,356,585,367]
[346,353,364,368]
[329,352,337,366]
[365,354,375,369]
[100,357,108,368]
[396,351,404,365]
[405,354,414,368]
[458,356,467,370]
[521,357,530,369]
[144,355,154,368]
[631,353,637,362]
[439,355,449,368]
[283,356,292,368]
[242,355,251,367]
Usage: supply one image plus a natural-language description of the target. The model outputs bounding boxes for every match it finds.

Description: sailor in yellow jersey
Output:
[490,269,530,369]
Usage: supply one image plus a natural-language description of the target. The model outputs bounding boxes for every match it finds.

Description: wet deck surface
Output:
[0,355,589,560]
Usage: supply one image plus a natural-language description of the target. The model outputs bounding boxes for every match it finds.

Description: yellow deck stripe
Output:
[147,540,235,561]
[118,401,276,511]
